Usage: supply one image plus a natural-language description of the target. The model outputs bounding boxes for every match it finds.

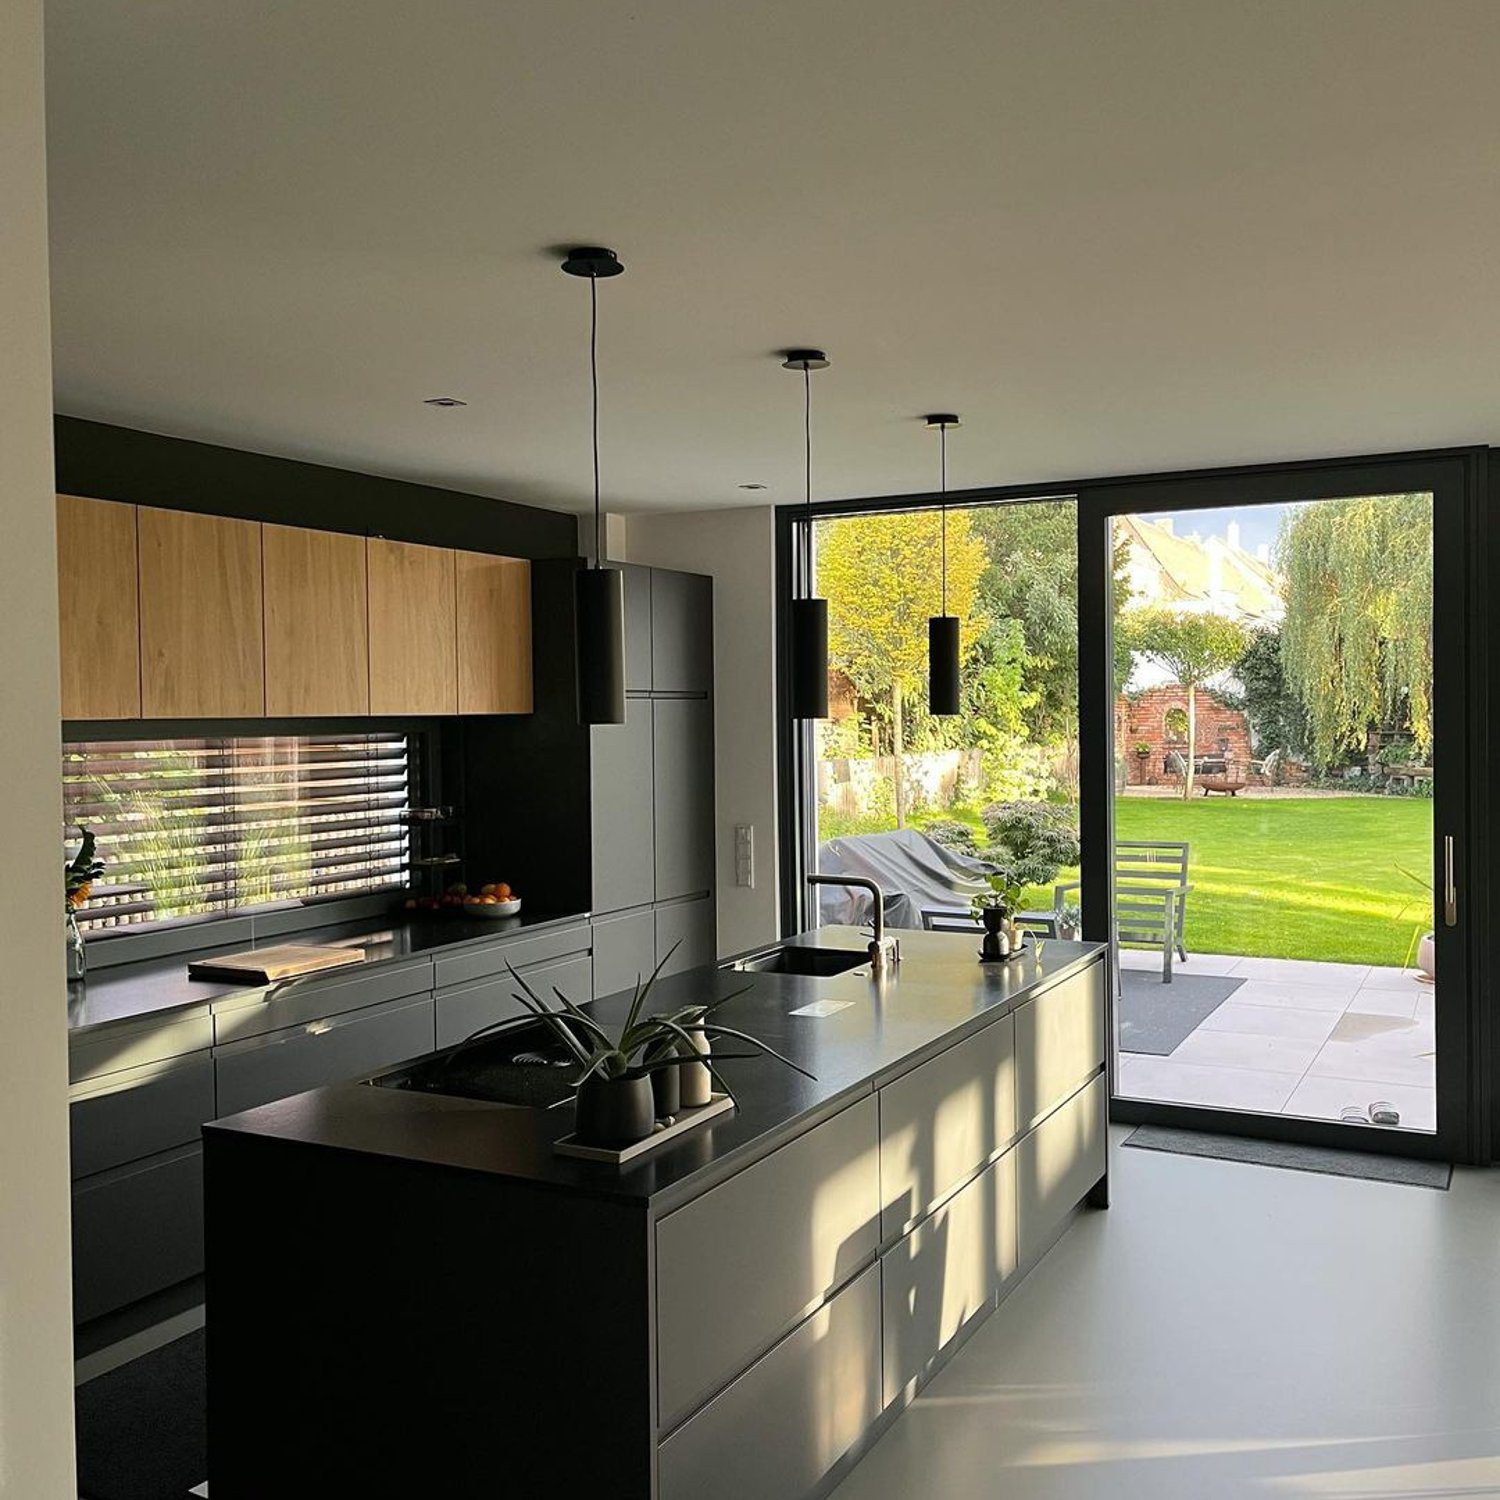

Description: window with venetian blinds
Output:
[62,733,412,930]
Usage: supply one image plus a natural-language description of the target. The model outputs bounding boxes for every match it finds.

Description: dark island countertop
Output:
[204,927,1107,1216]
[66,907,593,1036]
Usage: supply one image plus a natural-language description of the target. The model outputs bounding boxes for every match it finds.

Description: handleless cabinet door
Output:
[653,697,714,901]
[878,1013,1016,1242]
[367,538,457,715]
[655,896,716,975]
[655,1095,880,1431]
[620,563,653,691]
[57,495,141,719]
[658,1263,881,1500]
[650,569,713,694]
[262,524,369,716]
[139,507,265,718]
[591,697,655,913]
[1014,961,1106,1131]
[592,908,657,1000]
[1016,1073,1106,1268]
[456,552,532,714]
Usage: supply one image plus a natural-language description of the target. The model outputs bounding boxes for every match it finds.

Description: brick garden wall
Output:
[1118,686,1253,787]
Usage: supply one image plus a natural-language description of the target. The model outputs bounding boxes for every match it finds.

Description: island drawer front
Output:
[1014,961,1106,1130]
[658,1262,881,1500]
[212,956,434,1046]
[214,994,435,1118]
[72,1142,203,1324]
[880,1147,1018,1407]
[435,953,592,1049]
[877,1013,1016,1242]
[656,1095,881,1431]
[1016,1073,1106,1268]
[70,1010,213,1085]
[70,1051,215,1180]
[432,922,592,990]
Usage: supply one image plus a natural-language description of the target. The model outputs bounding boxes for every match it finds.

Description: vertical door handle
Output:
[1444,835,1458,927]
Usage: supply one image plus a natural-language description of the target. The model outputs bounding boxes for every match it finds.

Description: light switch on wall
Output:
[734,824,754,888]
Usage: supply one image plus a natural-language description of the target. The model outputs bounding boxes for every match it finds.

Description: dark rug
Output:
[76,1329,206,1500]
[1118,969,1245,1055]
[1124,1126,1452,1189]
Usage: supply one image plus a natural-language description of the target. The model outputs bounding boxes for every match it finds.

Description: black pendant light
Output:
[562,247,627,725]
[784,349,831,719]
[926,413,962,716]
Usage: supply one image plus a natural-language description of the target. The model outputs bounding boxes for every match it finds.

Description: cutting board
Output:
[188,944,366,984]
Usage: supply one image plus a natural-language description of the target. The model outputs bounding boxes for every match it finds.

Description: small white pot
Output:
[679,1027,713,1106]
[1416,931,1436,982]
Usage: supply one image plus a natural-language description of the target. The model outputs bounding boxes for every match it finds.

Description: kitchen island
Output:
[203,927,1109,1500]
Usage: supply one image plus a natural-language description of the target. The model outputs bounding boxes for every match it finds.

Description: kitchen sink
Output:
[372,1020,581,1108]
[729,945,869,978]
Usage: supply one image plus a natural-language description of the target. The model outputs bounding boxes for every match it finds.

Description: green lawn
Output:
[903,794,1432,966]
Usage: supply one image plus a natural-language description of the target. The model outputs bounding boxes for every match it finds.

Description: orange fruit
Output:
[496,882,512,900]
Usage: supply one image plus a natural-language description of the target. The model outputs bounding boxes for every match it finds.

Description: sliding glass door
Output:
[1080,459,1473,1159]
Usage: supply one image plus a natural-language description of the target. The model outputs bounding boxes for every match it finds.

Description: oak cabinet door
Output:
[56,494,141,719]
[367,538,457,715]
[455,551,532,714]
[262,524,369,716]
[138,507,264,718]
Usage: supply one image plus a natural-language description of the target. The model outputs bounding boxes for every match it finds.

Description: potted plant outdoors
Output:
[1396,863,1436,983]
[1057,902,1083,942]
[973,801,1081,958]
[64,826,104,981]
[443,947,816,1148]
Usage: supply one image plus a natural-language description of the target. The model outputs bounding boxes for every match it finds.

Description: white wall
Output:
[626,508,780,956]
[0,2,77,1494]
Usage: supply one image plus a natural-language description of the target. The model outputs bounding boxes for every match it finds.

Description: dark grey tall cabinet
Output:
[591,564,716,998]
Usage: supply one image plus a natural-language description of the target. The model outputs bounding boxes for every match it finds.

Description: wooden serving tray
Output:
[554,1093,735,1164]
[188,943,366,984]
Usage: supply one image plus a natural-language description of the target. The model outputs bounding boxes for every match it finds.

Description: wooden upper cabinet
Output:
[367,538,457,715]
[138,507,265,718]
[262,524,369,716]
[56,495,142,719]
[456,552,532,714]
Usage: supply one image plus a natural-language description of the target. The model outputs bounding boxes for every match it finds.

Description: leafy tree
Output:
[1278,495,1432,769]
[973,800,1081,913]
[969,501,1134,753]
[817,509,987,826]
[1227,628,1309,764]
[1119,608,1250,797]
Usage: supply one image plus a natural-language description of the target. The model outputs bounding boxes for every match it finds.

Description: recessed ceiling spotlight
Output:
[738,482,767,491]
[423,396,467,408]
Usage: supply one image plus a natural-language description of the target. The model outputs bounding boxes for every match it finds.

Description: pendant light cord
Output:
[940,422,948,616]
[590,273,601,569]
[803,364,812,517]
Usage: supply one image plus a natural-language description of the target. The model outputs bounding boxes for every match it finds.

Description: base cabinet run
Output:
[652,958,1108,1500]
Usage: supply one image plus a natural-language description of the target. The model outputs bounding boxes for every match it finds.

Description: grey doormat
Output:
[76,1328,205,1500]
[1118,969,1244,1055]
[1124,1126,1452,1189]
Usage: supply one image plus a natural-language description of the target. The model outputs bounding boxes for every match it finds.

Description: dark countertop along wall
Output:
[206,928,1107,1212]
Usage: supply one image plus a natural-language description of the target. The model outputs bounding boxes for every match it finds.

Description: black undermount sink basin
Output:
[372,1020,582,1109]
[730,945,870,978]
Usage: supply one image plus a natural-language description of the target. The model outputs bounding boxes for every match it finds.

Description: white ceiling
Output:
[43,0,1500,515]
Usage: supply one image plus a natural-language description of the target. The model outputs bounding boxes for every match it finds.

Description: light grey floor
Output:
[831,1127,1500,1499]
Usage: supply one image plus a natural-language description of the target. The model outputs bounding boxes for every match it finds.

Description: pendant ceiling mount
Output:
[561,246,625,279]
[782,348,831,371]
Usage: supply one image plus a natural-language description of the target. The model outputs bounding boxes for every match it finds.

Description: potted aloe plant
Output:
[443,946,815,1148]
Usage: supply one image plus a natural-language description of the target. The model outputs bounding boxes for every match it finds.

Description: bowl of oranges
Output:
[462,882,519,918]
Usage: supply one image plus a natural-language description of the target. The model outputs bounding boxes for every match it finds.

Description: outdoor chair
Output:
[1054,839,1192,982]
[921,906,1060,938]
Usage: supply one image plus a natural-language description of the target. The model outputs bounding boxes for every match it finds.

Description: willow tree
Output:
[1278,495,1433,768]
[1119,607,1250,798]
[817,509,986,826]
